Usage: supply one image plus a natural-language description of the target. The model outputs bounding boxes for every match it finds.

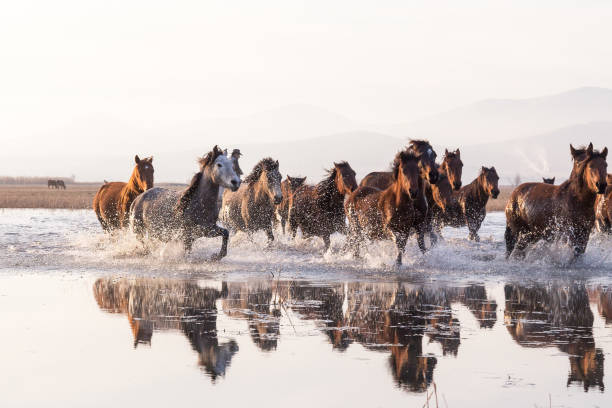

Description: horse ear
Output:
[587,143,594,157]
[135,155,140,164]
[602,147,608,159]
[552,177,555,183]
[333,162,339,167]
[490,166,496,172]
[275,160,279,169]
[455,148,460,157]
[445,148,449,155]
[570,144,577,158]
[287,175,293,181]
[481,166,487,173]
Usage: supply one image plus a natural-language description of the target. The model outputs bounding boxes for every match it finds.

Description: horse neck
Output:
[125,168,144,194]
[195,168,220,209]
[318,177,344,211]
[469,176,489,205]
[565,168,598,208]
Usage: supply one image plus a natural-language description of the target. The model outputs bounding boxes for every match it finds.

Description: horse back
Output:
[506,182,560,230]
[359,171,393,190]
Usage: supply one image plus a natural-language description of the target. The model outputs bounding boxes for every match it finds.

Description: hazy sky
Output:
[2,1,612,179]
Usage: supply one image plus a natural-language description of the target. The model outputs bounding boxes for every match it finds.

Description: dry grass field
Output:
[0,183,513,211]
[0,183,185,209]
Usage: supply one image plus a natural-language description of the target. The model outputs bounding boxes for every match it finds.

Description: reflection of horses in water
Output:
[93,278,238,380]
[221,282,281,351]
[504,283,604,391]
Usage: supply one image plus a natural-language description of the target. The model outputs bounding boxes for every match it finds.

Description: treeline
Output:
[0,176,75,185]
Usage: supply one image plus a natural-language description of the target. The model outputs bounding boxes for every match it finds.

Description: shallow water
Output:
[1,209,612,407]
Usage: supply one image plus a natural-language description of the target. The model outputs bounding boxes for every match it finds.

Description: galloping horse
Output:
[505,143,608,259]
[93,155,154,231]
[289,161,357,251]
[360,140,439,251]
[594,174,612,233]
[345,151,421,265]
[439,167,499,241]
[130,146,240,260]
[542,177,555,185]
[220,158,283,243]
[277,176,306,233]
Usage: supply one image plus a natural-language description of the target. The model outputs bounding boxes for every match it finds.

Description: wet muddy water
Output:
[1,209,612,407]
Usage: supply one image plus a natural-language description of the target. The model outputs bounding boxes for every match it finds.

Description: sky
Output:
[2,1,612,180]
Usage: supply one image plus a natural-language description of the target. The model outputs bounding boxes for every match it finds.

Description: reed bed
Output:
[486,185,512,212]
[0,183,184,209]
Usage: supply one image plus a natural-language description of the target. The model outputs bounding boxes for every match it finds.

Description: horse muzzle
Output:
[274,196,283,205]
[428,171,439,184]
[491,189,500,199]
[230,179,240,192]
[453,182,462,190]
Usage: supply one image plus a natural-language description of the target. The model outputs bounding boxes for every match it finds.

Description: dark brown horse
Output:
[289,162,357,251]
[438,167,500,241]
[93,155,154,231]
[360,140,439,251]
[505,143,608,259]
[220,158,283,242]
[594,174,612,233]
[47,179,57,189]
[276,175,306,233]
[542,177,555,185]
[345,151,421,265]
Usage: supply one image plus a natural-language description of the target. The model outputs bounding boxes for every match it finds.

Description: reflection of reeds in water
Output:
[504,283,604,392]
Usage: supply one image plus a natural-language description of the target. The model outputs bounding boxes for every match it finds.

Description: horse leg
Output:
[322,235,331,253]
[205,225,230,261]
[415,223,427,253]
[505,226,517,259]
[569,231,589,262]
[394,232,408,266]
[265,226,275,246]
[466,215,481,242]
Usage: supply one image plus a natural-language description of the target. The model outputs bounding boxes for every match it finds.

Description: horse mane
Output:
[175,146,223,215]
[197,145,224,170]
[408,139,432,150]
[392,151,419,180]
[315,167,339,197]
[175,171,203,215]
[244,157,278,185]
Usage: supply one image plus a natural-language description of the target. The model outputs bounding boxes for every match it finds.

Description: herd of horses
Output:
[47,179,66,189]
[92,140,610,266]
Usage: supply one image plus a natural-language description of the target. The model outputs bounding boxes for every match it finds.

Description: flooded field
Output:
[2,209,612,407]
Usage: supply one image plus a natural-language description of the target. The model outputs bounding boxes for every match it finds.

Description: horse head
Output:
[575,143,608,194]
[202,145,241,191]
[442,148,463,190]
[408,140,439,184]
[542,177,555,184]
[287,175,306,192]
[393,151,420,199]
[245,158,282,204]
[333,161,358,195]
[134,155,154,191]
[480,166,500,199]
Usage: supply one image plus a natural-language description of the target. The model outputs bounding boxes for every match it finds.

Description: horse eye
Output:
[217,163,222,168]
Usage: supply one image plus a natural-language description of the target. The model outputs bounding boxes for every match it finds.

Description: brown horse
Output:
[594,174,612,233]
[289,161,357,251]
[276,175,306,233]
[437,167,500,241]
[425,169,455,244]
[360,140,439,251]
[93,155,154,231]
[542,177,555,185]
[345,151,421,265]
[47,179,57,189]
[220,158,283,242]
[505,143,608,259]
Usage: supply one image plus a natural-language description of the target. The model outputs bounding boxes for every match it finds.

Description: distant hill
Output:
[456,121,612,183]
[386,87,612,146]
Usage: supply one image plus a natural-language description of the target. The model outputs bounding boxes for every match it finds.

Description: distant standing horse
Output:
[289,162,357,251]
[130,146,240,260]
[345,151,421,265]
[276,176,306,233]
[542,177,555,185]
[506,143,608,260]
[220,158,283,243]
[48,180,57,189]
[56,180,66,189]
[93,155,154,231]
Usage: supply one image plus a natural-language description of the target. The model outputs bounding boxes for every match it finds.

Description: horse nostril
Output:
[231,179,238,186]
